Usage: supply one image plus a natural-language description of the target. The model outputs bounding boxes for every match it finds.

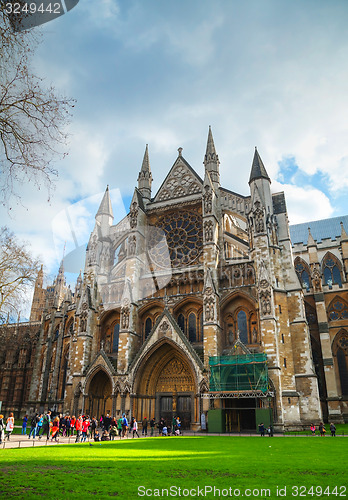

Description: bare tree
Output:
[0,3,75,206]
[0,226,40,322]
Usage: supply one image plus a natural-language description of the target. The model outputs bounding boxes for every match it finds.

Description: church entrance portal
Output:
[134,342,196,430]
[86,370,112,418]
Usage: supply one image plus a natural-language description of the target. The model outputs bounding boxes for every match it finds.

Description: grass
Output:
[0,436,347,499]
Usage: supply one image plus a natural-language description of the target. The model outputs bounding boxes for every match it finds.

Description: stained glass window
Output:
[178,314,185,334]
[323,254,342,288]
[113,323,120,352]
[237,310,248,344]
[295,259,311,291]
[337,349,348,395]
[328,299,348,321]
[188,313,197,342]
[148,211,203,268]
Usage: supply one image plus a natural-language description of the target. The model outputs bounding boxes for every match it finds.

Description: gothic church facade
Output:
[1,128,347,430]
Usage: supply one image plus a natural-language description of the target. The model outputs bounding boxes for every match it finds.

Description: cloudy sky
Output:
[2,0,348,299]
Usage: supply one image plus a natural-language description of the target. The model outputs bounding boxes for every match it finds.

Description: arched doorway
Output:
[134,341,197,430]
[86,370,113,418]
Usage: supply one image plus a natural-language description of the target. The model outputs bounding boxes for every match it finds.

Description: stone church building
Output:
[1,128,347,431]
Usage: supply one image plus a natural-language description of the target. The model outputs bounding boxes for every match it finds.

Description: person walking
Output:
[5,412,14,440]
[75,415,83,442]
[35,414,43,438]
[117,415,123,438]
[330,422,336,437]
[310,424,316,435]
[81,417,90,442]
[142,417,148,436]
[319,422,326,437]
[22,415,28,435]
[28,414,38,439]
[258,422,265,437]
[132,417,139,438]
[40,411,51,440]
[0,414,4,444]
[150,417,156,437]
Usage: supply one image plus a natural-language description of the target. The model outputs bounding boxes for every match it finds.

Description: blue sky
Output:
[2,0,348,299]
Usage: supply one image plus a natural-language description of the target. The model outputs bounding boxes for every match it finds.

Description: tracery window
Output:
[328,298,348,321]
[337,349,348,395]
[237,310,248,344]
[294,258,311,291]
[148,211,203,268]
[322,254,342,288]
[176,310,202,342]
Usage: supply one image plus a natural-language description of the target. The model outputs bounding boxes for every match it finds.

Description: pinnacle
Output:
[204,125,218,162]
[141,144,151,173]
[96,185,114,219]
[249,148,270,184]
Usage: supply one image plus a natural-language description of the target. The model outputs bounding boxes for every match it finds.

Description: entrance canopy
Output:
[209,353,270,395]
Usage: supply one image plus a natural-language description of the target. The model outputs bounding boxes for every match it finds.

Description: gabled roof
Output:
[152,152,203,203]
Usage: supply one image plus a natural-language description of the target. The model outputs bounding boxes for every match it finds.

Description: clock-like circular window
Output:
[148,211,203,268]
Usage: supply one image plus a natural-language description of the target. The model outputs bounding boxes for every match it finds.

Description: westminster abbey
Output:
[1,128,347,431]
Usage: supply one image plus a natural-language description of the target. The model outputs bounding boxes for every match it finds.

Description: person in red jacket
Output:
[81,418,90,442]
[75,415,83,443]
[70,416,76,436]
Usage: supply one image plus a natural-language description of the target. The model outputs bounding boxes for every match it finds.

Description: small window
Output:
[113,323,120,352]
[145,318,152,339]
[284,358,287,368]
[188,313,197,342]
[178,314,185,334]
[281,334,285,344]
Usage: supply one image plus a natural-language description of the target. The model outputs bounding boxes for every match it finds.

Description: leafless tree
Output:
[0,3,75,206]
[0,226,40,322]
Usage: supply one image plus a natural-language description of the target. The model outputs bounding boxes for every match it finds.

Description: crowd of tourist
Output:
[0,412,182,443]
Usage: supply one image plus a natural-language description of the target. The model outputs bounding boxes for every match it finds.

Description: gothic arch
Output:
[294,257,311,291]
[132,337,198,396]
[321,252,343,288]
[84,367,114,417]
[332,329,348,396]
[84,365,115,396]
[221,292,258,346]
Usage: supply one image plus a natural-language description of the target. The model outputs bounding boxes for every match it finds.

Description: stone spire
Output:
[96,185,113,220]
[203,126,220,187]
[137,144,153,201]
[249,147,270,184]
[95,185,114,237]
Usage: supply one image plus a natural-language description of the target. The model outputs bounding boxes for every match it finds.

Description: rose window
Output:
[148,211,203,268]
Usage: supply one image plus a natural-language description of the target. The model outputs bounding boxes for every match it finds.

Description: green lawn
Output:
[0,437,346,499]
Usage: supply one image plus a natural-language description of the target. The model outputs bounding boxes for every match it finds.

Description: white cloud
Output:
[272,181,334,225]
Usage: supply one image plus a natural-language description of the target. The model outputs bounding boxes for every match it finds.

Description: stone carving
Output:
[204,287,215,321]
[252,327,258,344]
[121,300,130,329]
[311,266,322,292]
[130,202,138,229]
[259,279,272,316]
[203,185,212,214]
[128,235,136,256]
[80,303,88,332]
[204,220,214,242]
[159,321,171,334]
[157,163,202,201]
[88,234,98,266]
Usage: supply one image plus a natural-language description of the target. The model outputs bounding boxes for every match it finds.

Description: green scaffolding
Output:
[209,353,269,393]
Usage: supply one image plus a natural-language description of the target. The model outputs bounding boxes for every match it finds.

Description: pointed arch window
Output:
[145,318,152,339]
[237,310,248,344]
[337,348,348,395]
[113,323,120,352]
[188,313,197,342]
[294,258,311,291]
[178,314,185,334]
[322,254,342,289]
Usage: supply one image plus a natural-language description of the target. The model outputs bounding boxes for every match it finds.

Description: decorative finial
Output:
[178,147,183,157]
